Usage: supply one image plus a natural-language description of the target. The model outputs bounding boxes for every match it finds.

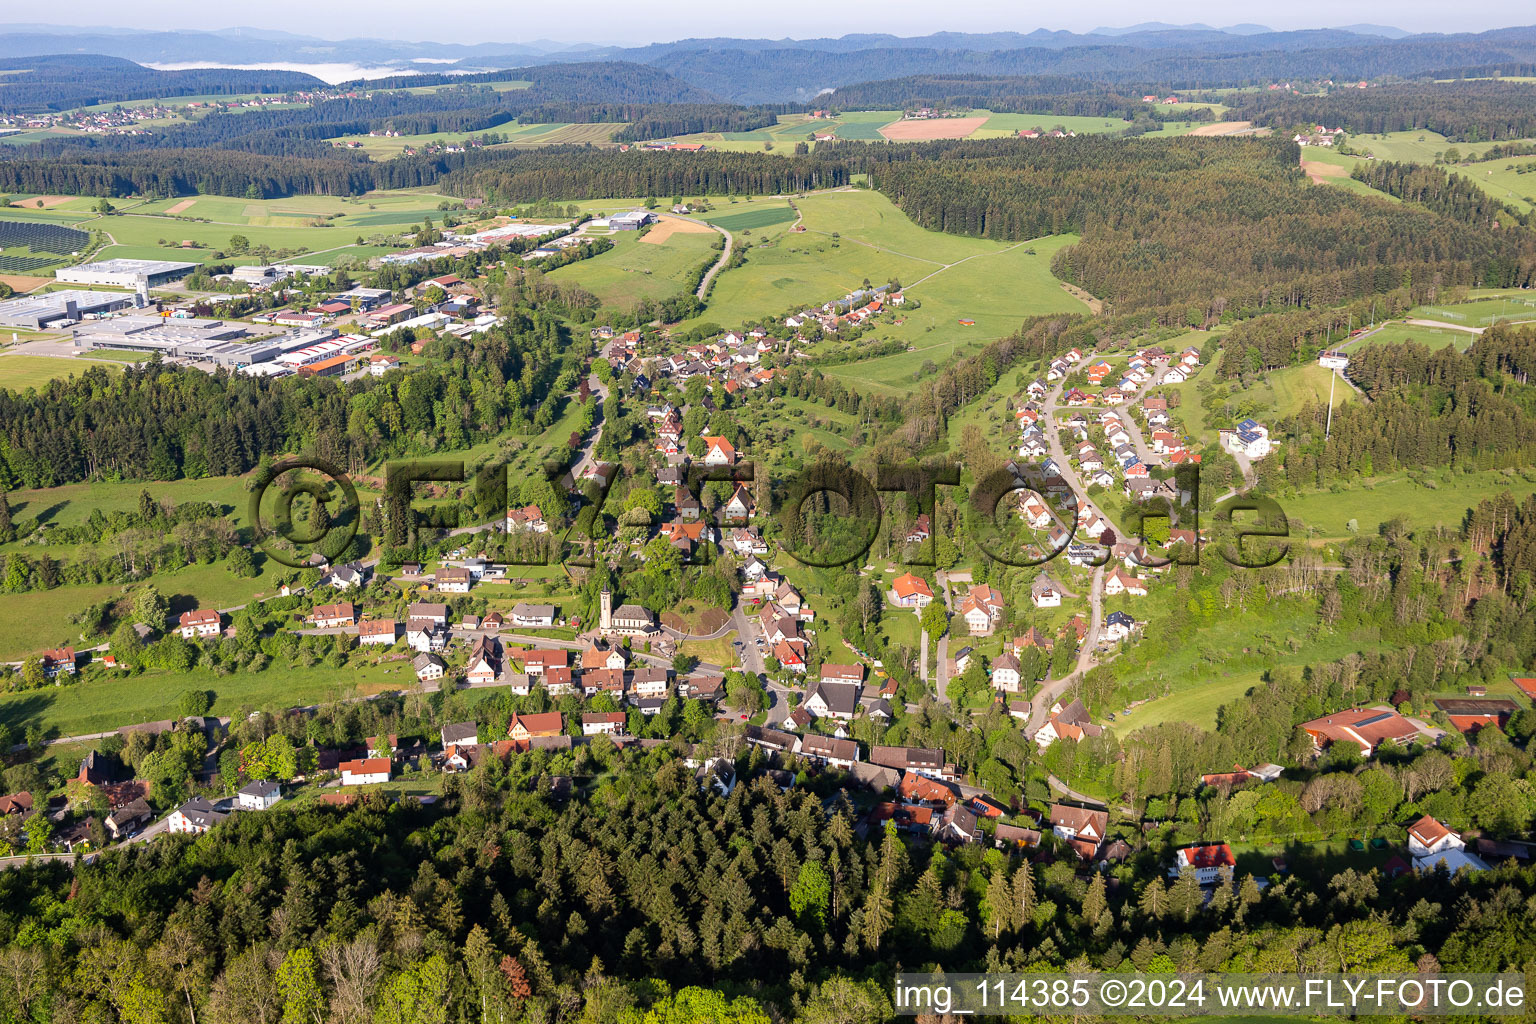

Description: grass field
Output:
[546,228,719,308]
[1459,154,1536,214]
[1409,294,1536,327]
[703,206,799,232]
[684,189,1088,395]
[0,660,422,738]
[1279,469,1536,540]
[1352,322,1477,352]
[0,354,122,390]
[1107,673,1260,736]
[1240,362,1352,420]
[326,122,621,158]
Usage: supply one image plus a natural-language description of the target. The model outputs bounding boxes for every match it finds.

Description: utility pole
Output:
[1326,370,1337,441]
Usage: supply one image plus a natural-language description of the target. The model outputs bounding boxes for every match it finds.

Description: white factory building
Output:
[56,258,198,289]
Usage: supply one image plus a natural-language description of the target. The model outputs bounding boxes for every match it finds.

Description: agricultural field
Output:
[545,224,719,307]
[0,354,122,390]
[0,188,460,266]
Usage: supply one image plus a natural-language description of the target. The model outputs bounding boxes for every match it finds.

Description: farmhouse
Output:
[1171,843,1237,883]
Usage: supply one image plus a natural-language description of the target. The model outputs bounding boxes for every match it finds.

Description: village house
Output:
[511,603,556,628]
[1171,843,1237,883]
[464,637,501,686]
[507,712,564,741]
[1031,575,1063,608]
[238,780,282,810]
[804,680,861,721]
[1102,610,1139,642]
[1407,815,1489,873]
[340,757,392,786]
[799,734,859,770]
[520,649,569,676]
[436,567,473,593]
[1050,804,1109,859]
[959,584,1005,635]
[582,712,627,736]
[870,746,951,780]
[1103,568,1148,597]
[413,653,447,683]
[405,619,445,653]
[701,436,737,466]
[506,504,547,533]
[1035,699,1103,749]
[168,797,229,834]
[892,572,935,607]
[581,641,628,671]
[357,619,397,646]
[177,609,222,639]
[630,667,670,701]
[43,647,79,677]
[407,602,448,626]
[310,602,356,629]
[991,652,1022,693]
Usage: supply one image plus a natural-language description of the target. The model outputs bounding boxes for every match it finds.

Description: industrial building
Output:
[609,210,656,231]
[0,290,137,329]
[55,258,198,289]
[70,319,340,368]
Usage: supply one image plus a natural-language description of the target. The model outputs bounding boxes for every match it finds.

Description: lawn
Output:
[0,354,122,390]
[1279,469,1536,540]
[0,659,421,739]
[546,228,719,308]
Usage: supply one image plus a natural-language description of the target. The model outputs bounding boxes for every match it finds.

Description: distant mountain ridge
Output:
[3,22,1535,104]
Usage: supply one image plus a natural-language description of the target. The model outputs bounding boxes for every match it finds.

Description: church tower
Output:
[599,587,613,635]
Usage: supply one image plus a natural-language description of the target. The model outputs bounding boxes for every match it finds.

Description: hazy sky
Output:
[13,1,1530,45]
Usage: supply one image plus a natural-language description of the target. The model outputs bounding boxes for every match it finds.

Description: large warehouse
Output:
[55,258,198,289]
[0,290,137,329]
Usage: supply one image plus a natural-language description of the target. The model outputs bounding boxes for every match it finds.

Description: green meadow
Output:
[1279,469,1536,541]
[684,189,1088,395]
[546,227,720,307]
[0,354,123,390]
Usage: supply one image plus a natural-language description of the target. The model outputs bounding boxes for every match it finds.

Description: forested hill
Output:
[1227,80,1536,143]
[0,53,326,112]
[823,74,1204,122]
[855,135,1536,314]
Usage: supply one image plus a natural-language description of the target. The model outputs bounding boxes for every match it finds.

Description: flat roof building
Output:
[56,259,197,289]
[0,289,136,329]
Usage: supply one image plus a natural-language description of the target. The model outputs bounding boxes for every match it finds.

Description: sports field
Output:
[1409,294,1536,327]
